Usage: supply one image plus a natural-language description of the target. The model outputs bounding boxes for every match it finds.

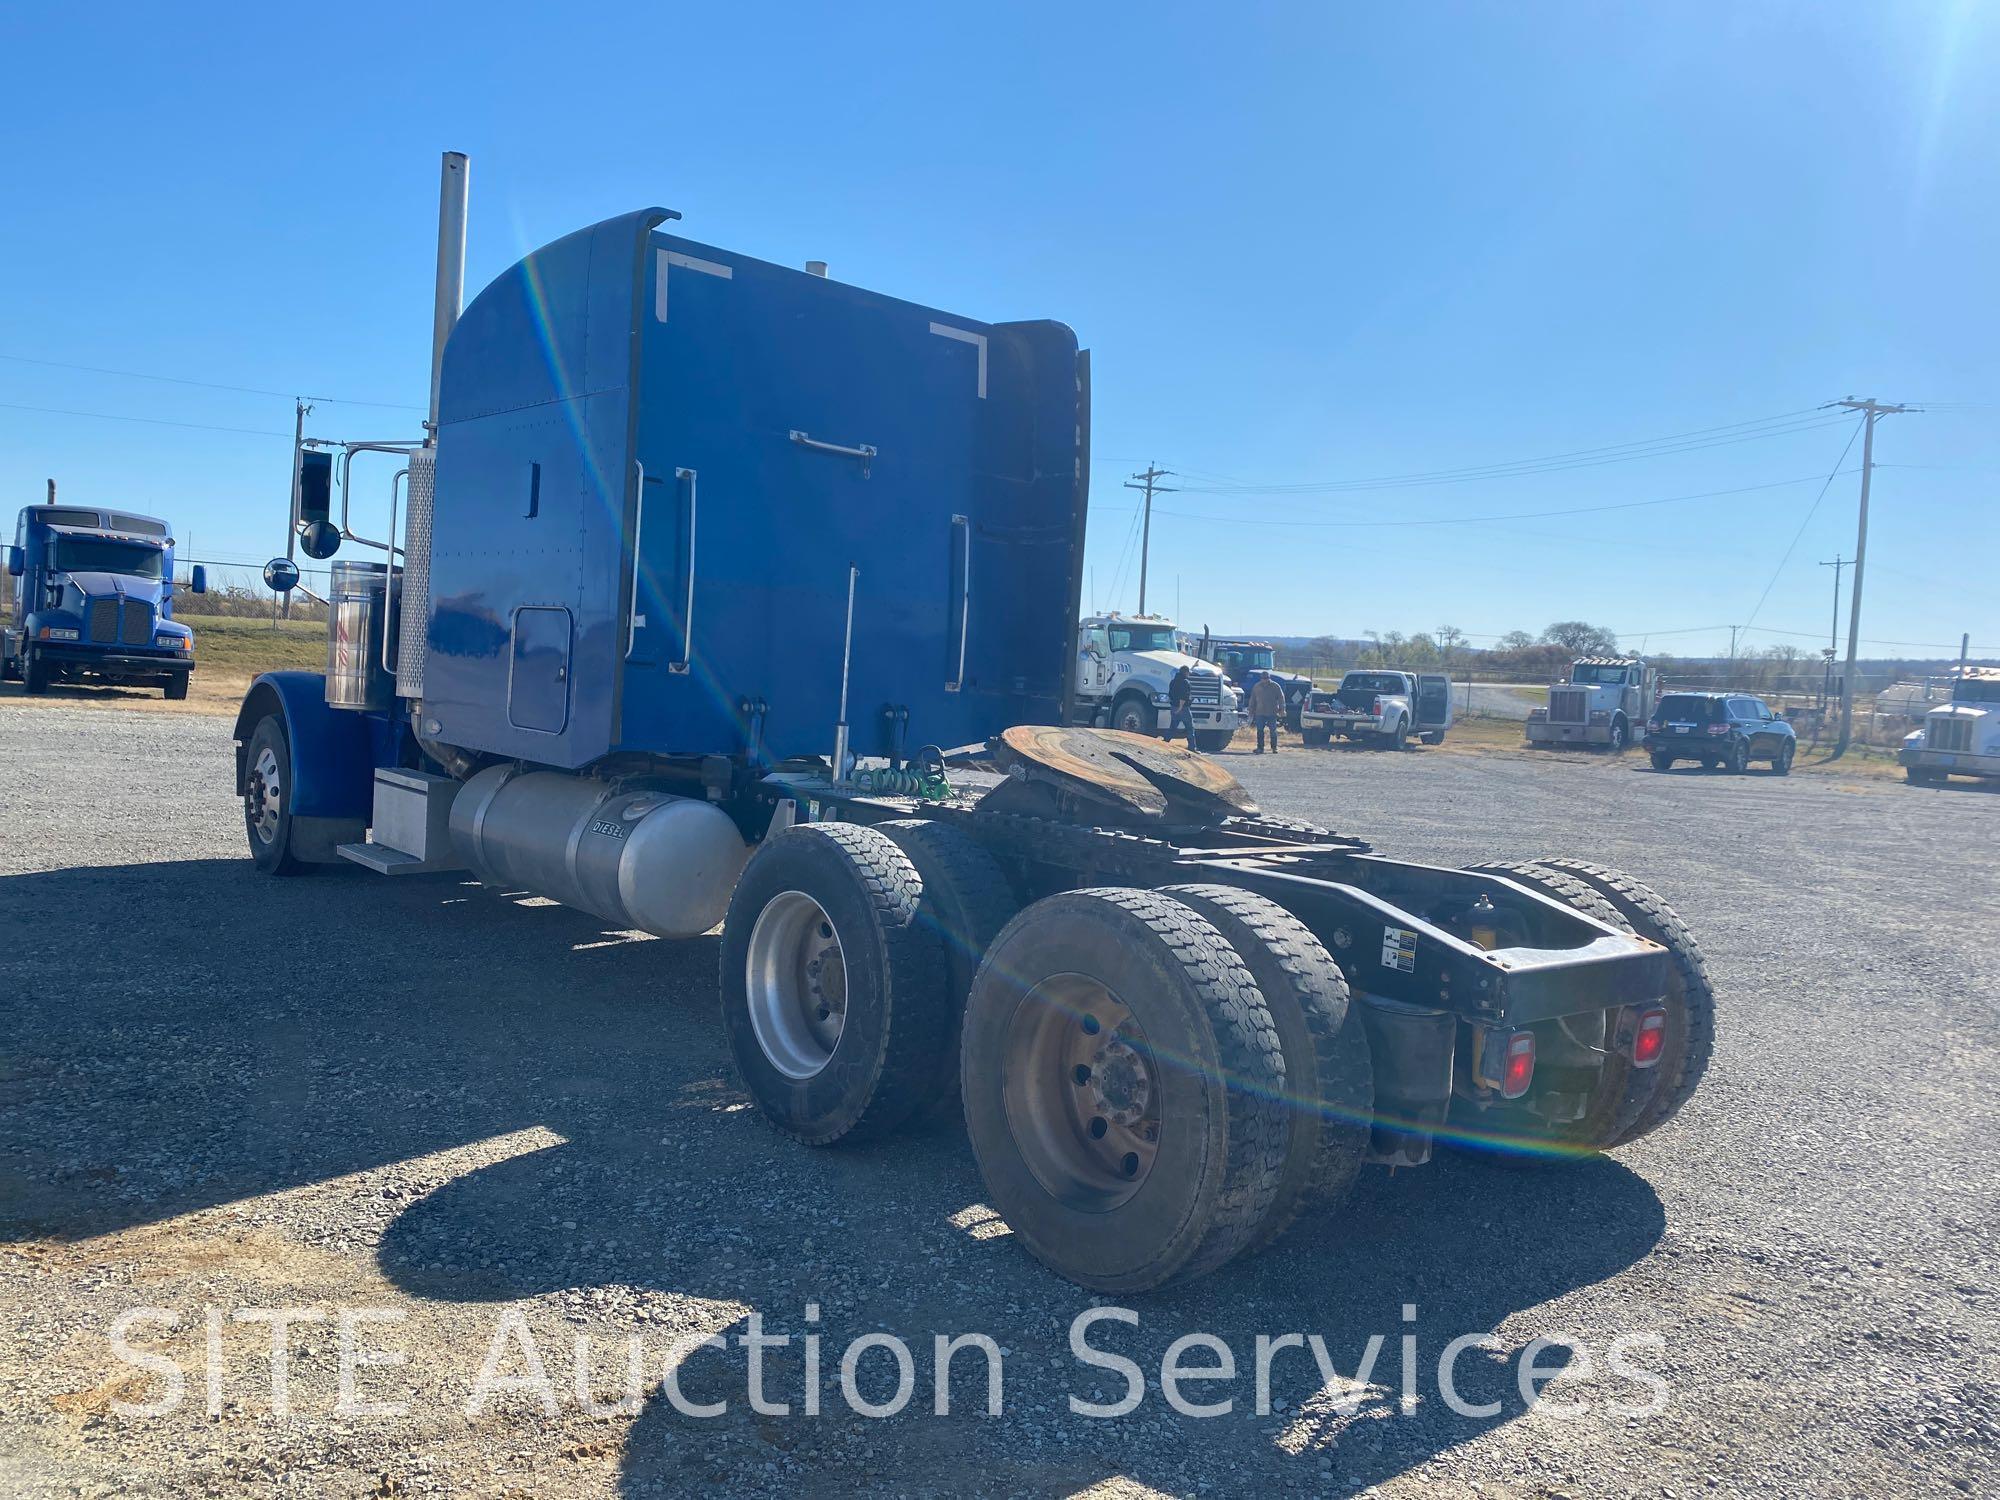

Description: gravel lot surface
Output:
[2,704,1994,1498]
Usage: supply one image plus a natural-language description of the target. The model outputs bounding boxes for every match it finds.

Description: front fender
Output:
[232,671,375,819]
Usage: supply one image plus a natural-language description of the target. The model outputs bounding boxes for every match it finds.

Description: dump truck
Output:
[1901,667,2000,785]
[232,154,1715,1293]
[3,488,205,697]
[1073,612,1242,751]
[1526,655,1657,751]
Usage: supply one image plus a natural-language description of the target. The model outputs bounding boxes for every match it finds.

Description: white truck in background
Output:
[1527,655,1659,752]
[1900,667,2000,785]
[1073,612,1244,752]
[1301,669,1453,749]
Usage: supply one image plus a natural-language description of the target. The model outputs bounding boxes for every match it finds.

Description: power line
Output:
[0,399,296,438]
[1150,471,1857,529]
[1738,416,1865,633]
[0,352,423,411]
[1173,411,1850,496]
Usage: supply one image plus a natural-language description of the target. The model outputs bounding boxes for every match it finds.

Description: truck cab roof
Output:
[19,504,172,540]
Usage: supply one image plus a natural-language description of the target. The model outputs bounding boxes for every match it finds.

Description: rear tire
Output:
[1161,885,1372,1252]
[1725,738,1750,774]
[876,819,1020,1125]
[1302,726,1329,747]
[961,888,1288,1292]
[720,823,949,1145]
[1649,751,1674,772]
[1386,718,1409,751]
[1529,858,1717,1145]
[1457,863,1657,1160]
[243,714,311,876]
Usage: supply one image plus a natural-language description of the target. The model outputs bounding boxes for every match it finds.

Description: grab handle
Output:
[789,429,876,478]
[946,514,970,692]
[671,467,697,676]
[624,460,647,660]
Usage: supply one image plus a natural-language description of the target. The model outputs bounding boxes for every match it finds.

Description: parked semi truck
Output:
[232,154,1714,1293]
[1188,634,1313,731]
[1901,667,2000,785]
[1526,655,1657,751]
[2,487,205,697]
[1300,669,1453,748]
[1072,612,1243,750]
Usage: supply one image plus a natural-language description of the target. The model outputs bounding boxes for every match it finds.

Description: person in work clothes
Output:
[1247,670,1286,753]
[1167,664,1197,748]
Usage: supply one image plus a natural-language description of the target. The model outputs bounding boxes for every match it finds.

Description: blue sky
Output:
[2,2,1993,658]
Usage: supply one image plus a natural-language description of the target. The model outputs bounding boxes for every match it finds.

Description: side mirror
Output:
[297,449,334,526]
[3,545,21,577]
[299,520,341,560]
[263,557,302,593]
[189,564,208,595]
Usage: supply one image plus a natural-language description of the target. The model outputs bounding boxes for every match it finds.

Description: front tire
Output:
[1161,885,1371,1252]
[1112,694,1155,738]
[22,648,49,695]
[961,888,1288,1292]
[1193,729,1233,753]
[720,823,949,1145]
[243,714,311,876]
[1771,740,1794,775]
[164,673,189,701]
[1608,715,1629,752]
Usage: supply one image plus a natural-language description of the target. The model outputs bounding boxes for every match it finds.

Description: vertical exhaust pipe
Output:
[428,151,470,439]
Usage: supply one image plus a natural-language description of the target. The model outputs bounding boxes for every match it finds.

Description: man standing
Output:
[1247,670,1286,754]
[1167,664,1196,749]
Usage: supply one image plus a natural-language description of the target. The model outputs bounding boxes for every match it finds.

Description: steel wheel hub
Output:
[1002,974,1162,1211]
[745,891,848,1080]
[247,745,282,844]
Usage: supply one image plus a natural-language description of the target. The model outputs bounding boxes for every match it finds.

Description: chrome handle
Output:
[946,514,970,693]
[382,468,408,677]
[789,429,876,477]
[671,467,697,675]
[624,460,647,661]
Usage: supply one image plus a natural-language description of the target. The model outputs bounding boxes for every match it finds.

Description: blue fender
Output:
[232,672,375,820]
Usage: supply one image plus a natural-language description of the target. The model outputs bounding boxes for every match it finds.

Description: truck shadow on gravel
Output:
[1,856,1666,1496]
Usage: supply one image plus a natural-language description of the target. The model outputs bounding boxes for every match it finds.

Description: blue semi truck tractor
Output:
[233,154,1714,1292]
[3,484,205,698]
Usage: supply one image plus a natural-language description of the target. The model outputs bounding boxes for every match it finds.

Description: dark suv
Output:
[1644,692,1797,775]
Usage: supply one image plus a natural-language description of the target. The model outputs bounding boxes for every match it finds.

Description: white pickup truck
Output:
[1900,667,2000,785]
[1072,612,1245,752]
[1301,669,1453,749]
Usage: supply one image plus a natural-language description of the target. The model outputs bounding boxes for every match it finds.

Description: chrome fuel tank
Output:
[448,766,749,939]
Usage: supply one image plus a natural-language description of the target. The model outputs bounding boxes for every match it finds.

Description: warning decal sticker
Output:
[1380,925,1418,973]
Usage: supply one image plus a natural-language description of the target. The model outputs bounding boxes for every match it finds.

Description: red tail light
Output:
[1630,1005,1668,1068]
[1478,1027,1537,1099]
[1372,699,1384,716]
[1705,723,1729,736]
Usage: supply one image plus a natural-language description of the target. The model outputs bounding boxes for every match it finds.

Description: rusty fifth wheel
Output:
[959,888,1287,1293]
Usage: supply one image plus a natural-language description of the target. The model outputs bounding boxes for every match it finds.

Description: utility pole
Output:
[1829,399,1914,757]
[1727,625,1742,682]
[1123,463,1175,615]
[1818,555,1849,708]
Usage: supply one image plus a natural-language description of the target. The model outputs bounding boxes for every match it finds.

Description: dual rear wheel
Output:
[718,824,1374,1291]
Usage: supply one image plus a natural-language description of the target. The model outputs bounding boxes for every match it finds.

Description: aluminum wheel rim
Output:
[247,745,282,845]
[745,891,848,1080]
[1001,973,1161,1212]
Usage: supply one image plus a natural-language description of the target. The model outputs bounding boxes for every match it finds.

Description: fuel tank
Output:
[448,765,749,938]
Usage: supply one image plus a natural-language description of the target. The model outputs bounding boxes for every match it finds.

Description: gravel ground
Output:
[1,704,1994,1498]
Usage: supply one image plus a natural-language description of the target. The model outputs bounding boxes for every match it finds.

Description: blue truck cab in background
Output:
[4,503,205,698]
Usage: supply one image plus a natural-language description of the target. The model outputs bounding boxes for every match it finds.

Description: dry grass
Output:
[1,616,324,717]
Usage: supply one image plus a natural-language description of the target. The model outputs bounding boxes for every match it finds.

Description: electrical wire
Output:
[1738,417,1865,633]
[0,399,296,438]
[1149,472,1856,529]
[0,352,423,411]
